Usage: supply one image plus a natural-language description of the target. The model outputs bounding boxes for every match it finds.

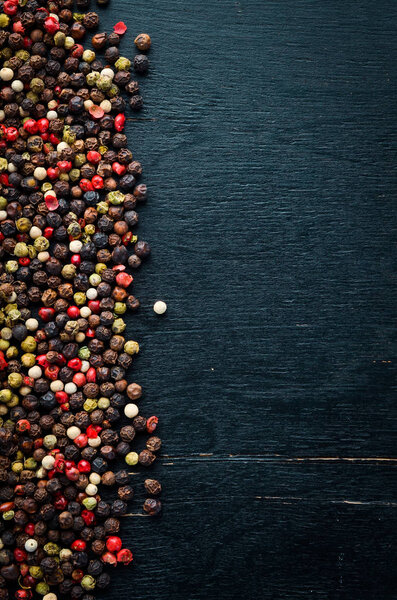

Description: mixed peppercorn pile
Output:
[0,0,162,599]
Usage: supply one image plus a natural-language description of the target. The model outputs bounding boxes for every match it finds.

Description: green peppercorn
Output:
[82,497,97,510]
[112,318,126,333]
[35,582,50,595]
[29,566,43,579]
[115,57,131,71]
[21,336,36,352]
[98,397,110,409]
[78,346,91,360]
[54,31,66,46]
[8,372,22,388]
[5,261,18,273]
[34,236,50,252]
[124,340,139,355]
[125,452,139,466]
[30,77,45,93]
[61,264,77,279]
[14,242,29,257]
[43,543,60,556]
[0,15,10,28]
[81,575,96,591]
[83,398,98,412]
[24,457,37,469]
[74,292,86,306]
[108,191,125,205]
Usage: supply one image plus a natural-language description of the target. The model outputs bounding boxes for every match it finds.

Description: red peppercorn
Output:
[56,391,68,404]
[81,509,96,526]
[66,467,80,481]
[71,540,87,552]
[38,307,55,322]
[114,113,126,131]
[13,21,25,34]
[14,549,27,562]
[57,160,72,172]
[67,306,80,319]
[36,354,49,367]
[116,548,133,565]
[73,372,86,387]
[85,328,95,338]
[49,134,60,145]
[89,105,104,120]
[91,175,104,189]
[44,16,59,34]
[37,118,49,132]
[16,419,31,434]
[54,458,65,472]
[44,365,59,381]
[47,167,59,180]
[115,272,133,288]
[122,232,133,246]
[22,576,36,589]
[74,434,88,448]
[101,551,117,566]
[71,254,81,266]
[6,128,18,142]
[71,44,84,58]
[112,162,126,176]
[15,589,32,600]
[88,300,100,313]
[106,536,122,552]
[24,523,35,536]
[54,495,68,510]
[86,425,101,439]
[67,357,82,371]
[45,195,59,211]
[87,150,101,164]
[18,257,30,266]
[23,119,38,134]
[3,1,18,16]
[0,352,7,371]
[43,227,54,238]
[86,367,96,382]
[80,178,94,192]
[77,460,91,473]
[146,416,159,433]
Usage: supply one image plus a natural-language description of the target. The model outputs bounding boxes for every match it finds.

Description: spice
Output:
[0,0,161,597]
[153,300,167,315]
[134,34,151,52]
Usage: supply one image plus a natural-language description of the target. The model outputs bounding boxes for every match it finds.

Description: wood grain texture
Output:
[96,0,397,598]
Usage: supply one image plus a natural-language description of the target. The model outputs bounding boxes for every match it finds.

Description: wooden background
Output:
[98,1,397,598]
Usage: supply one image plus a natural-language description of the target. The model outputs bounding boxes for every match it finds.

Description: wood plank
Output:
[100,461,397,598]
[94,0,397,598]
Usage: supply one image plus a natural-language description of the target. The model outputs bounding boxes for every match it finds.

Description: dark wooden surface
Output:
[97,1,397,598]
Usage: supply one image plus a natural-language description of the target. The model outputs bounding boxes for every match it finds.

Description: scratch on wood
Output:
[158,454,397,464]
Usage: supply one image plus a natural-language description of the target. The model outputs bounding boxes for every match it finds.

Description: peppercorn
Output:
[134,34,151,52]
[144,478,162,496]
[143,498,162,516]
